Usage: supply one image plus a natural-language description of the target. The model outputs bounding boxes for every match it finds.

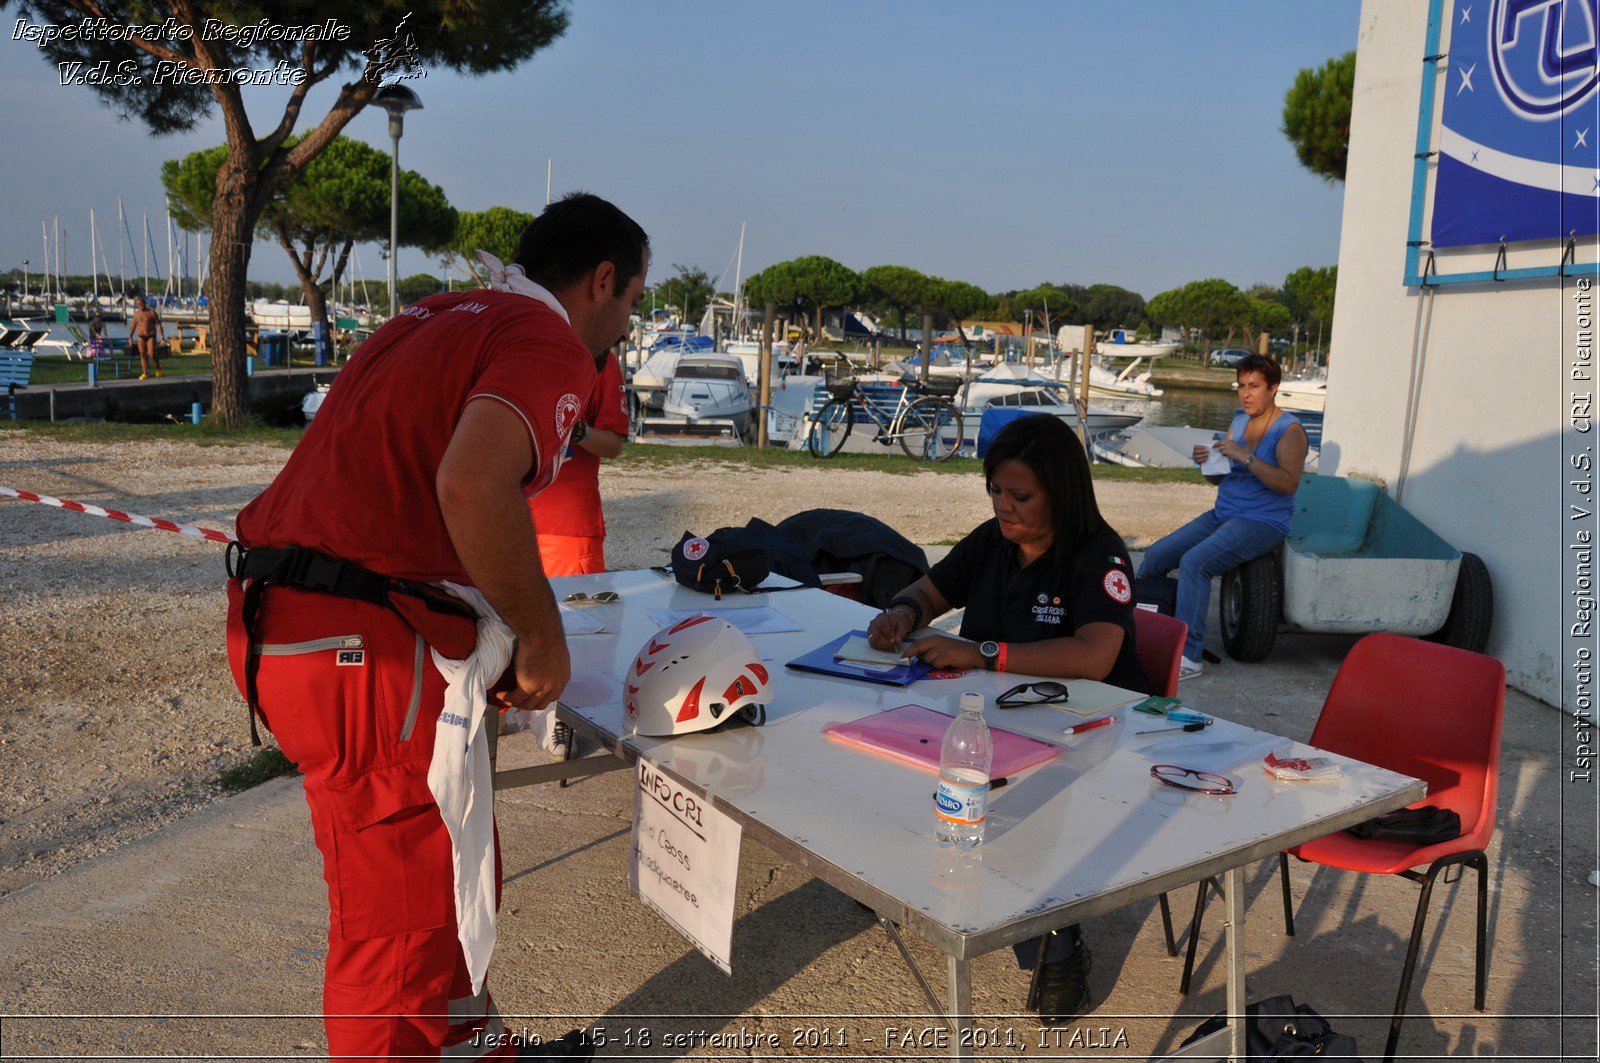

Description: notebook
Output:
[822,703,1063,777]
[787,631,934,687]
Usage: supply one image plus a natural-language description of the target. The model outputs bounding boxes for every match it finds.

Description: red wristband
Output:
[997,642,1008,673]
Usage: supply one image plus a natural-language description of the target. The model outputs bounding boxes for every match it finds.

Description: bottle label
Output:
[934,774,987,826]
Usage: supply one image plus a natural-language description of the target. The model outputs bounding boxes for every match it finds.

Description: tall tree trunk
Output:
[207,166,260,428]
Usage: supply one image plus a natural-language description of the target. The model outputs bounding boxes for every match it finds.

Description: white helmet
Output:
[626,614,771,737]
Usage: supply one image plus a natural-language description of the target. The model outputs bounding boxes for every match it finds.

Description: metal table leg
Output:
[1224,865,1247,1063]
[947,955,972,1062]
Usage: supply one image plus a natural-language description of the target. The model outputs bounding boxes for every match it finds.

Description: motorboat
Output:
[955,364,1143,440]
[1091,326,1180,359]
[1058,354,1164,400]
[629,335,714,411]
[637,352,755,445]
[722,337,796,387]
[1275,376,1327,413]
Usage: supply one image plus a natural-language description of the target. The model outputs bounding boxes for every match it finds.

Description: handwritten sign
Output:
[629,760,741,973]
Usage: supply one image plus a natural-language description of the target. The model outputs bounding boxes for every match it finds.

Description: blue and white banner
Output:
[1433,0,1600,247]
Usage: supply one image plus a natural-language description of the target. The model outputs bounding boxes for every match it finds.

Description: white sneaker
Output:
[1178,657,1204,681]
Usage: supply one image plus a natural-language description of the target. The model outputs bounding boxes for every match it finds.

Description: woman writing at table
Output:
[867,413,1145,1024]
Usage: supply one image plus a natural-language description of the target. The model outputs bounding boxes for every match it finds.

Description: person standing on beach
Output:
[130,296,164,379]
[225,193,648,1060]
[526,345,630,758]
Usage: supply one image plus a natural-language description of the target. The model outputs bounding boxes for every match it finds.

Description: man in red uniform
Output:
[527,350,629,757]
[225,193,648,1060]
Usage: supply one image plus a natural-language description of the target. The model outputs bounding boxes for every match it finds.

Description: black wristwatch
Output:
[979,640,1001,671]
[571,419,589,445]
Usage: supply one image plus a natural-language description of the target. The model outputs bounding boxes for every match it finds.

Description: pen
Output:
[1063,715,1115,736]
[1135,721,1212,736]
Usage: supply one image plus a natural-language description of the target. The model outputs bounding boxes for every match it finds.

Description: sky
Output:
[0,1,1359,301]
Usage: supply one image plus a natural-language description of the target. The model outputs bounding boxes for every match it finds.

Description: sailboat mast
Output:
[732,221,746,338]
[53,214,61,301]
[90,209,99,303]
[142,212,151,297]
[165,200,173,300]
[117,197,126,300]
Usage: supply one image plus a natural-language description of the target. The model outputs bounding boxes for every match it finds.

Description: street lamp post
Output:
[374,85,423,319]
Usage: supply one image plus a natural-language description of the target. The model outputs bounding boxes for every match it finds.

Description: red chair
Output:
[1134,608,1188,698]
[1133,608,1190,956]
[1182,633,1505,1061]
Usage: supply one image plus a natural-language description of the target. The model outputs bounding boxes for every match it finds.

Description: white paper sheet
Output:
[559,604,613,635]
[647,606,801,635]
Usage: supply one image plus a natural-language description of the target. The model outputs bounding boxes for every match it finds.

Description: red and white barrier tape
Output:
[0,485,236,544]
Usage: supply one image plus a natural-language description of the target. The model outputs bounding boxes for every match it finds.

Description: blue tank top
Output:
[1213,410,1300,534]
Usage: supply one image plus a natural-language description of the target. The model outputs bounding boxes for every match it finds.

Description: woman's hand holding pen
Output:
[867,604,915,650]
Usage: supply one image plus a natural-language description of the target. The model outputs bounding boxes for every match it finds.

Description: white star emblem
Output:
[1577,129,1590,149]
[1457,62,1475,95]
[1460,4,1470,24]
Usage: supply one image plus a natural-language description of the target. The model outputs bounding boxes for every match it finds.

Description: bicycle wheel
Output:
[898,398,964,461]
[807,399,854,458]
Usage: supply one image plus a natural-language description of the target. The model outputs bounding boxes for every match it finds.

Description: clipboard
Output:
[823,703,1063,777]
[786,630,934,687]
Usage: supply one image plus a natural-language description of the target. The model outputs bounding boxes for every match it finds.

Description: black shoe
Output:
[518,1029,595,1059]
[1034,943,1093,1025]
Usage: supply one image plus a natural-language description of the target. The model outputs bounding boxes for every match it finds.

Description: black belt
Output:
[226,542,475,745]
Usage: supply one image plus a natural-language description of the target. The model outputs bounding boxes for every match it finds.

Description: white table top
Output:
[549,568,1425,959]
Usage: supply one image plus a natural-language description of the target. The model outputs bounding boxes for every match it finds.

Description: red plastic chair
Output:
[1181,633,1505,1061]
[1133,608,1190,956]
[1134,608,1188,698]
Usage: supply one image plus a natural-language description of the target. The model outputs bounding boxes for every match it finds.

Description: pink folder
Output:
[822,703,1063,777]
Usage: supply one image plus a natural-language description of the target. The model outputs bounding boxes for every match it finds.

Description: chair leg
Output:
[1179,878,1212,995]
[1158,892,1177,957]
[1384,851,1482,1062]
[1472,852,1489,1011]
[1279,851,1295,936]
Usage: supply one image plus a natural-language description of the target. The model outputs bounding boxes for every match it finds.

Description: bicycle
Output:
[805,377,965,461]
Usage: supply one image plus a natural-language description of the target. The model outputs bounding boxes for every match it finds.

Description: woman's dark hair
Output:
[983,414,1110,560]
[1236,353,1282,387]
[514,191,650,293]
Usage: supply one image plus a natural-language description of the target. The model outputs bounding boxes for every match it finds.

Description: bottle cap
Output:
[959,692,983,714]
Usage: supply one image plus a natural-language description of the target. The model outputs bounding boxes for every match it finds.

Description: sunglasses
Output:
[562,590,620,605]
[996,681,1069,709]
[1150,764,1237,796]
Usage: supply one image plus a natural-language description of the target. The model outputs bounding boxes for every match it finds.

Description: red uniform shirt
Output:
[528,352,629,538]
[237,289,596,584]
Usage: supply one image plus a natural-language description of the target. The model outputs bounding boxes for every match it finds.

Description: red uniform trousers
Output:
[228,585,515,1061]
[534,534,605,578]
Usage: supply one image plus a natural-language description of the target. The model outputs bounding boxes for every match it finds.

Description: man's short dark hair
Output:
[1236,353,1282,387]
[514,192,650,293]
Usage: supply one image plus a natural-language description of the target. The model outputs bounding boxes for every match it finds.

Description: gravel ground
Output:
[0,433,1213,896]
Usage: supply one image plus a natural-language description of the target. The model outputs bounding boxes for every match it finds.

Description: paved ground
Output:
[1,604,1593,1061]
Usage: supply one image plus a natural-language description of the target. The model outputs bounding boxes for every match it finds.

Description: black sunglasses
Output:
[996,681,1069,709]
[1150,764,1237,796]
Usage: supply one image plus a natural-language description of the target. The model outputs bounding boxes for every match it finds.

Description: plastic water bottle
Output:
[934,692,993,850]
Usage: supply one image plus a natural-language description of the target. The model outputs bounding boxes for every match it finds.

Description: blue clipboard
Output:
[786,630,934,687]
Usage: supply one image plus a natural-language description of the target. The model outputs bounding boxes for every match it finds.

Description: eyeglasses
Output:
[562,590,620,605]
[996,681,1069,709]
[1150,764,1237,796]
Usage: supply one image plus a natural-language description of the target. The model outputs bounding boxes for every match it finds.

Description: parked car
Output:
[1209,348,1251,368]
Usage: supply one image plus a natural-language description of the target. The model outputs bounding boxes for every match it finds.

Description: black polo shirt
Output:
[927,519,1147,693]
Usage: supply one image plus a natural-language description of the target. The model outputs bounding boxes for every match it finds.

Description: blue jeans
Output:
[1138,510,1286,661]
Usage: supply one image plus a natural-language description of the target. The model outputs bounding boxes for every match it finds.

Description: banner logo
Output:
[1491,0,1600,117]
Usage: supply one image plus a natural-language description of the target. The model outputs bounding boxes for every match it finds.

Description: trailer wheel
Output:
[1220,553,1282,662]
[1428,552,1493,654]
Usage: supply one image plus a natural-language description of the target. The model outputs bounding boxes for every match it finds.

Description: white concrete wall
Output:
[1325,1,1568,704]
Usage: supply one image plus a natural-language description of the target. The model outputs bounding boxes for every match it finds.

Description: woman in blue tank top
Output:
[1138,354,1308,676]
